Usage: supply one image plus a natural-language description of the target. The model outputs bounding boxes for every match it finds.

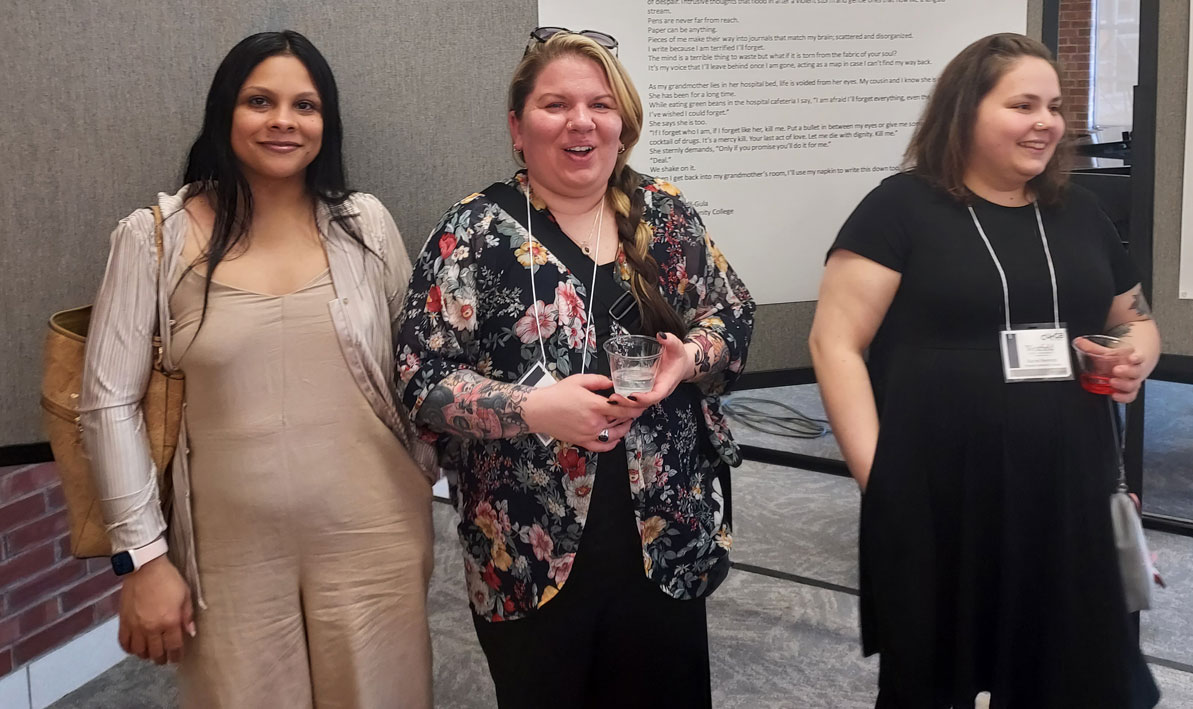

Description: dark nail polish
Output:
[628,395,638,401]
[608,399,619,405]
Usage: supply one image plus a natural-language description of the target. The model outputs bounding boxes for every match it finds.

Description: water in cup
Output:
[613,365,656,396]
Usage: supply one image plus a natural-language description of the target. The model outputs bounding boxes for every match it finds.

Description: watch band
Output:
[111,536,169,576]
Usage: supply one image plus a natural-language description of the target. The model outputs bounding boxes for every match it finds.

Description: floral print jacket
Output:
[396,172,755,621]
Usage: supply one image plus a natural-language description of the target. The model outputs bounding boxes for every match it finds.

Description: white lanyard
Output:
[967,202,1061,330]
[525,186,602,375]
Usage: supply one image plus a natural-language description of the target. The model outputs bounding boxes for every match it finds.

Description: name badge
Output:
[516,360,559,446]
[999,324,1073,382]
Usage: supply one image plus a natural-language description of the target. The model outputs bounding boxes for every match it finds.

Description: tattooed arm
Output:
[1102,284,1161,403]
[683,329,731,383]
[416,370,533,440]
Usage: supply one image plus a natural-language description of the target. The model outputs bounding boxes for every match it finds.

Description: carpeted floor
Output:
[48,382,1193,708]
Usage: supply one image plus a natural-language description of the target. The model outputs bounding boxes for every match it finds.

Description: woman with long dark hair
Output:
[80,31,434,707]
[810,33,1160,708]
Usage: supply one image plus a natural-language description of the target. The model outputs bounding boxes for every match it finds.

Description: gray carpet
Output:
[51,486,1193,709]
[48,379,1193,707]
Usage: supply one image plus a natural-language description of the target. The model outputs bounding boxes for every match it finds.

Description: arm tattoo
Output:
[416,370,532,440]
[1130,291,1153,319]
[686,330,731,380]
[1107,322,1134,338]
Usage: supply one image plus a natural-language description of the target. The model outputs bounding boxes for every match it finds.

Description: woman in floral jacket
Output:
[395,29,754,708]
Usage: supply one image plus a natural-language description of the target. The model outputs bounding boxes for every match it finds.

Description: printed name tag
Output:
[999,325,1073,382]
[516,360,558,446]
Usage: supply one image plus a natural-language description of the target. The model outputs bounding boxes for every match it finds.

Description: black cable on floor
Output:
[723,397,831,439]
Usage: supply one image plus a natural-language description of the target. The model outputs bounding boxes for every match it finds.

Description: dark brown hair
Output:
[508,33,686,337]
[903,33,1072,205]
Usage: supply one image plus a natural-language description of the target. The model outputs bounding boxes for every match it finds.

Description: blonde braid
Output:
[609,166,686,337]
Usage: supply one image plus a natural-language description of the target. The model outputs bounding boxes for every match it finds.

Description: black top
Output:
[832,172,1138,406]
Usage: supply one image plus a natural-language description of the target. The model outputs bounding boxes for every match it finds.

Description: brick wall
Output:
[0,463,120,678]
[1058,0,1094,132]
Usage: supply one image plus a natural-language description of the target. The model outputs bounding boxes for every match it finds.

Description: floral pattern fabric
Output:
[396,172,755,621]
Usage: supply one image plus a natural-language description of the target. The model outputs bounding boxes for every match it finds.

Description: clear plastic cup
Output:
[603,335,662,396]
[1071,334,1128,395]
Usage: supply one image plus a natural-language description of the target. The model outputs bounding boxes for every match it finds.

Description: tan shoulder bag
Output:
[41,205,185,558]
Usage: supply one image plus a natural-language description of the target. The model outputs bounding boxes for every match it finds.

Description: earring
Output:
[618,143,626,154]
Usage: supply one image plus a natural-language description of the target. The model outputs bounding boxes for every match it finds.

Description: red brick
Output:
[0,542,56,590]
[13,606,94,666]
[0,495,47,534]
[0,464,58,503]
[56,535,71,561]
[4,509,70,556]
[0,616,18,646]
[92,588,121,622]
[17,597,60,635]
[45,486,66,511]
[86,558,110,575]
[60,570,119,612]
[5,559,85,611]
[0,648,11,677]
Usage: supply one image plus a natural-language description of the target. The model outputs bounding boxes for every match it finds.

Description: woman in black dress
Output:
[809,34,1161,708]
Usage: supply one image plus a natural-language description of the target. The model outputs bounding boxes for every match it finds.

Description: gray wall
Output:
[1153,0,1193,356]
[0,1,534,446]
[6,0,1189,446]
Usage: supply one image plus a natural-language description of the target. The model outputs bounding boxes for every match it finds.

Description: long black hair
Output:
[183,31,365,315]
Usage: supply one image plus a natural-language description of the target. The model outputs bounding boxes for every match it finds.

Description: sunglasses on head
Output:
[525,26,619,56]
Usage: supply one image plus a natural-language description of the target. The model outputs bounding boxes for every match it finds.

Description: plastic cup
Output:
[603,335,662,396]
[1071,334,1128,395]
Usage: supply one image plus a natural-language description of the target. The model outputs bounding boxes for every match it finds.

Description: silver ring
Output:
[597,428,610,443]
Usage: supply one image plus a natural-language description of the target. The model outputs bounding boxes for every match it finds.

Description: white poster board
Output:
[538,0,1027,303]
[1180,15,1193,299]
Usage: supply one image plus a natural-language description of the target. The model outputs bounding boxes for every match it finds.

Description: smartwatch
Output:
[111,537,169,576]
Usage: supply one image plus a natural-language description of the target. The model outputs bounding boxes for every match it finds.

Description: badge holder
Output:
[517,361,558,446]
[1000,322,1073,382]
[970,203,1073,384]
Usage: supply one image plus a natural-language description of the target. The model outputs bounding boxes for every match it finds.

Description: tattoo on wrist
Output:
[1130,291,1153,319]
[685,331,730,379]
[417,370,532,439]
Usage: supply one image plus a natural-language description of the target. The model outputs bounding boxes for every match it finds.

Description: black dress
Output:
[832,173,1160,709]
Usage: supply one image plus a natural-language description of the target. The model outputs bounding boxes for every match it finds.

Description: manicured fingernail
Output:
[187,623,197,637]
[628,395,638,401]
[608,399,619,405]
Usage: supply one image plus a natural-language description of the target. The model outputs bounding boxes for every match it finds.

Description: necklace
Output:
[576,203,603,256]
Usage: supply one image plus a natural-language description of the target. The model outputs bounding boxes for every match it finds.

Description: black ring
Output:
[597,428,610,443]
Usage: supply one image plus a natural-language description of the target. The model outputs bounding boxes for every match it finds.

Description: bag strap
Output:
[150,205,167,370]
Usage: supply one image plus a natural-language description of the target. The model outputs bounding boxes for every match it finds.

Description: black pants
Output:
[472,444,713,709]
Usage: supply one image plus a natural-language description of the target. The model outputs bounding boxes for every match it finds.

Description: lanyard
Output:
[525,186,602,375]
[967,202,1061,330]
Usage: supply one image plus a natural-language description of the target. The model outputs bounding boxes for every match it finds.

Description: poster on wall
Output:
[537,0,1027,304]
[1181,14,1193,299]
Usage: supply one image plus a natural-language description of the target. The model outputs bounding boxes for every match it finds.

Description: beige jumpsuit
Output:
[170,268,433,709]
